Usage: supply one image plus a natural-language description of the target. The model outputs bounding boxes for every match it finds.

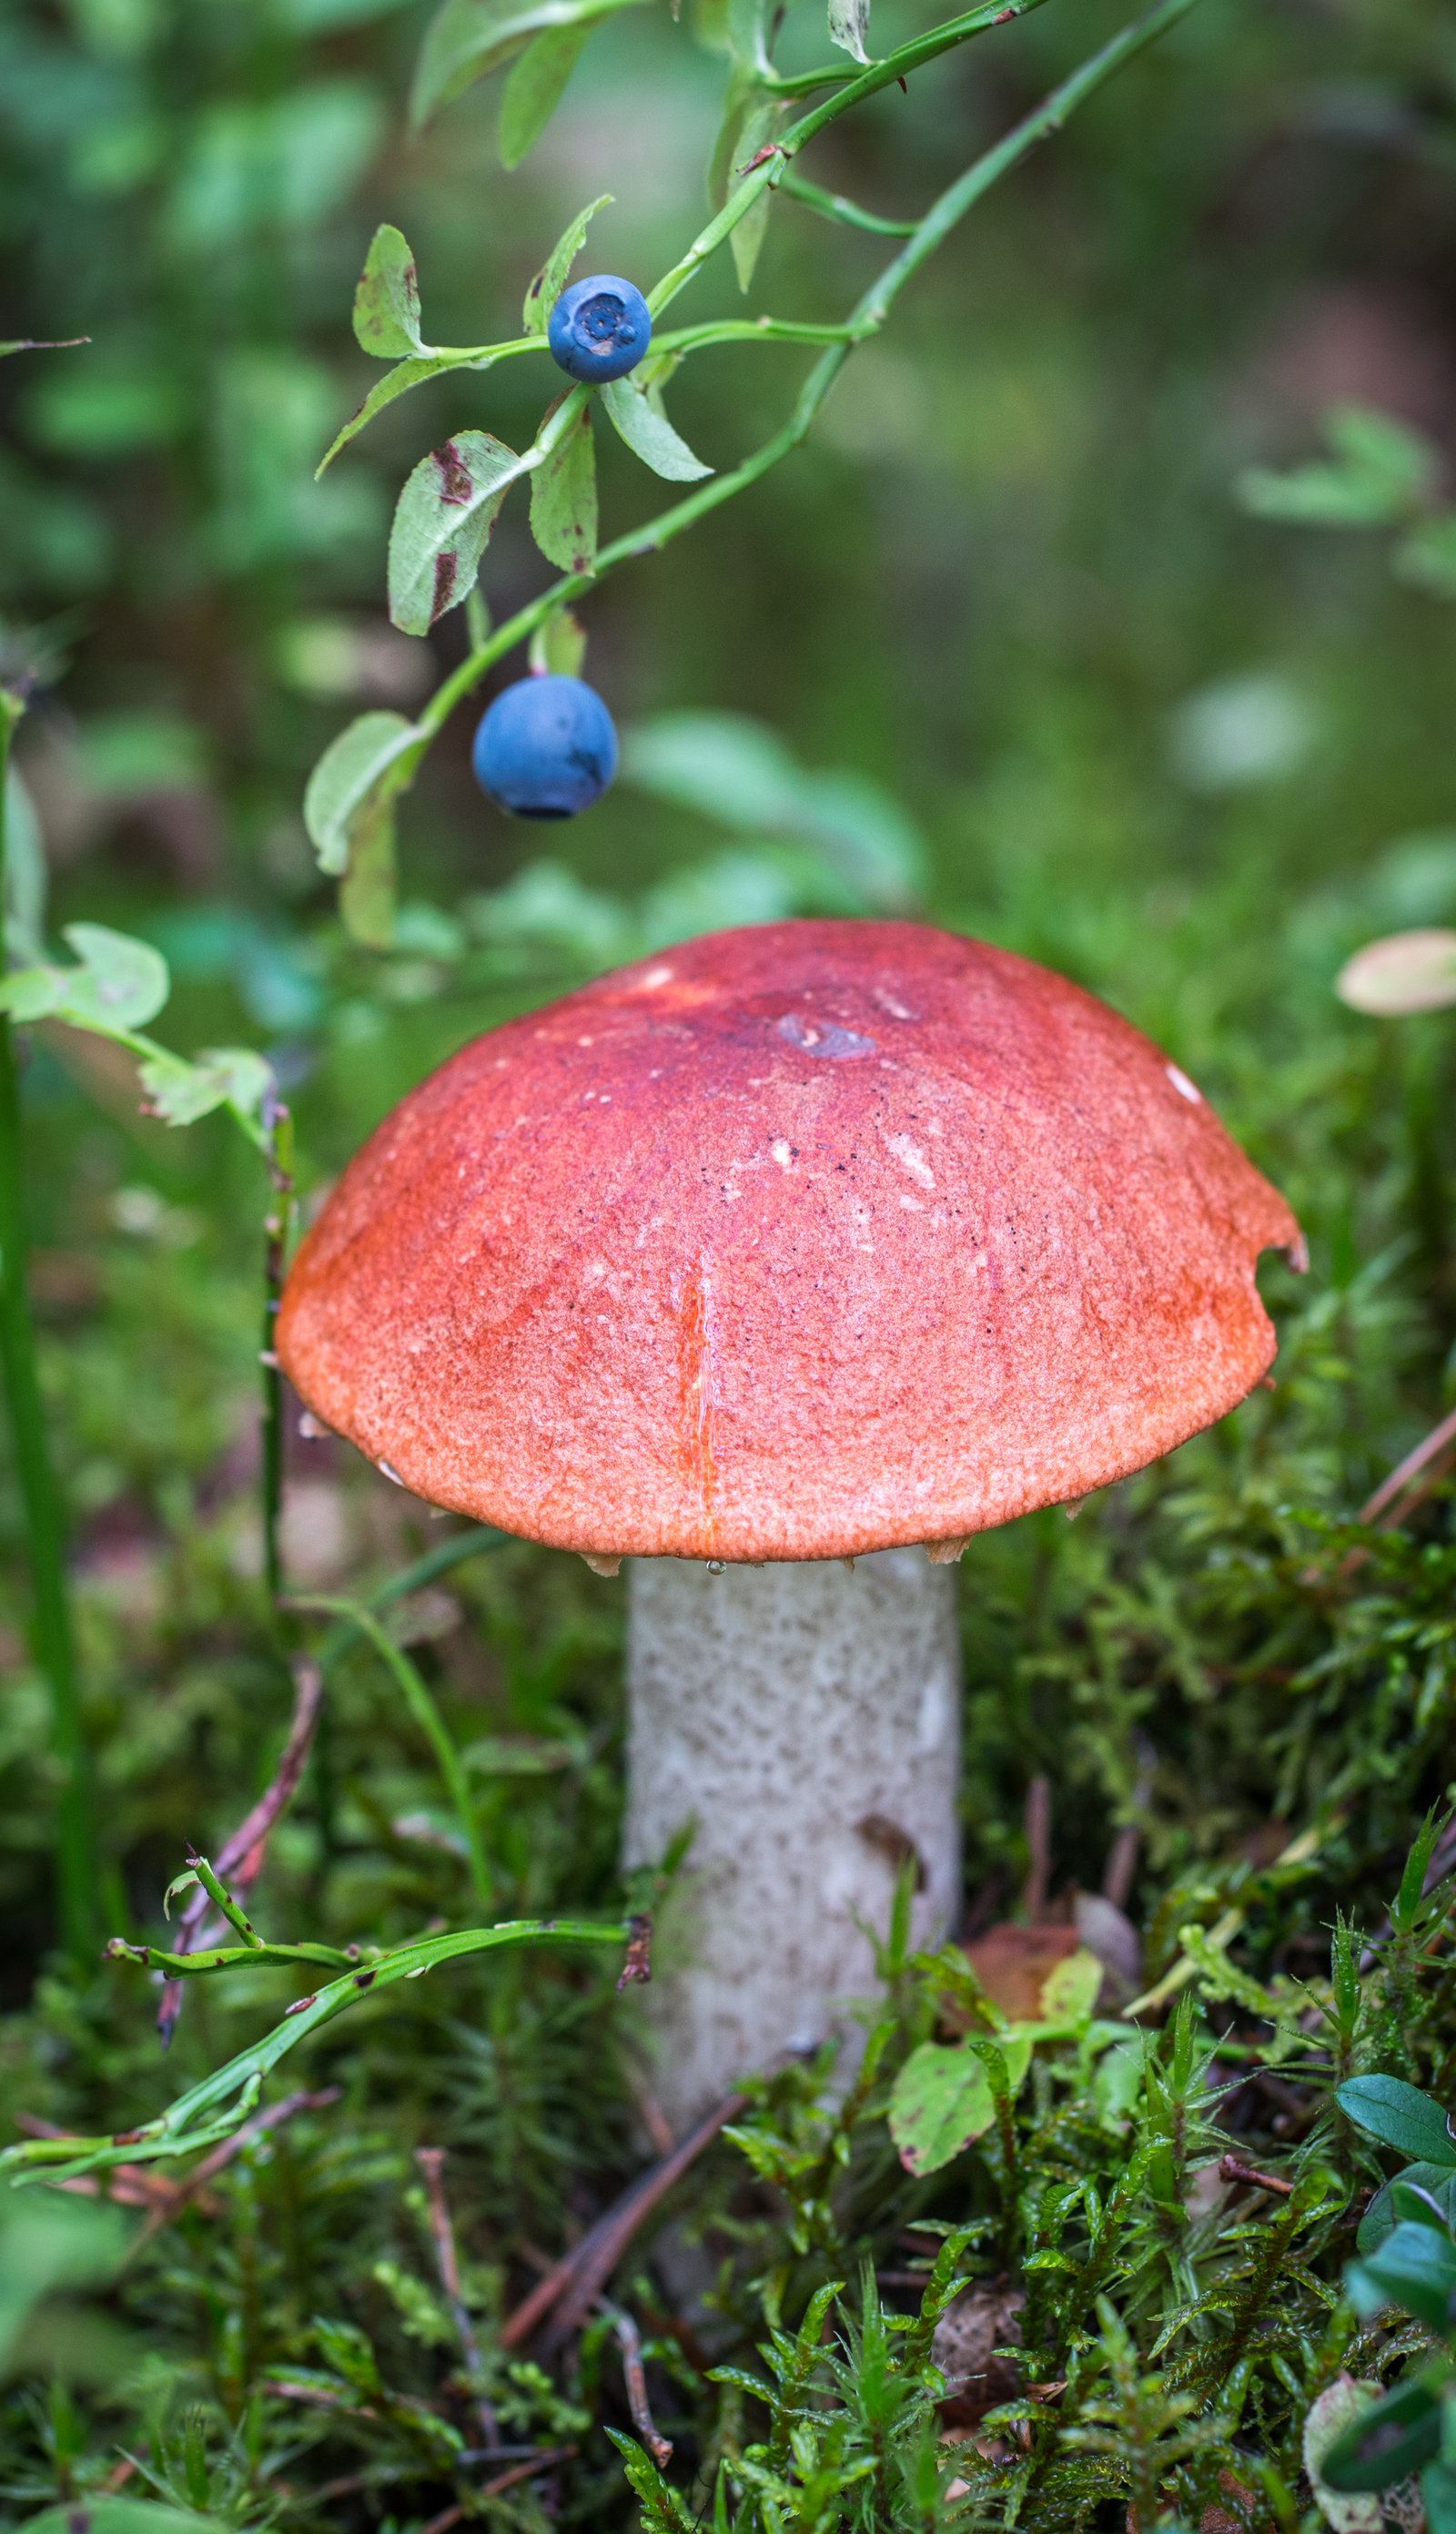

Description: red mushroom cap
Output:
[277,921,1302,1563]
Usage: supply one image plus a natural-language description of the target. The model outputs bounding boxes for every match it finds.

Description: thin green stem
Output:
[106,1931,353,1977]
[652,317,860,354]
[188,1852,265,1948]
[646,0,1055,318]
[0,694,95,1965]
[757,60,858,95]
[314,1525,511,1676]
[291,1593,492,1911]
[846,0,1202,331]
[774,168,918,234]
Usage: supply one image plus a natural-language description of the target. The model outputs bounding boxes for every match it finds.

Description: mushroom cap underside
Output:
[277,920,1303,1562]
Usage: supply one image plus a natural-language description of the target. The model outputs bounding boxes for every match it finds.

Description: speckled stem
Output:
[622,1550,961,2131]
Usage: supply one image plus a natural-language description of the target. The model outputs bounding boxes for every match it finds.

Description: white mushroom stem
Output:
[622,1549,962,2132]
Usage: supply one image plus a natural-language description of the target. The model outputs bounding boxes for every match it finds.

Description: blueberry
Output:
[471,675,618,821]
[547,274,652,385]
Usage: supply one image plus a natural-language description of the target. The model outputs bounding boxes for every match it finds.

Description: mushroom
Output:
[277,921,1301,2128]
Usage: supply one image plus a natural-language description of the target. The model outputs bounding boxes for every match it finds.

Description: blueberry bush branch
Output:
[309,0,1201,935]
[0,1917,637,2189]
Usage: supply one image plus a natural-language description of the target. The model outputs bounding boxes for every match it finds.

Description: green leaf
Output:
[1302,2377,1387,2534]
[1320,2377,1441,2495]
[1337,2075,1456,2165]
[529,400,598,570]
[728,99,787,291]
[708,88,750,219]
[139,1046,274,1129]
[314,2316,384,2398]
[1032,1945,1104,2027]
[1393,1809,1449,1934]
[601,376,712,481]
[1423,2461,1456,2534]
[353,223,428,357]
[1391,2176,1456,2231]
[726,0,770,76]
[303,710,422,879]
[0,2193,129,2374]
[1359,2164,1456,2254]
[1237,404,1437,532]
[1346,2219,1456,2333]
[827,0,868,64]
[1395,512,1456,601]
[1237,462,1412,530]
[529,607,588,678]
[0,965,68,1024]
[60,923,170,1030]
[888,2035,1030,2177]
[318,350,512,477]
[522,192,612,338]
[499,21,590,167]
[162,1869,201,1919]
[411,0,643,127]
[18,2501,224,2533]
[338,791,398,948]
[4,762,47,962]
[1327,402,1440,503]
[387,430,526,636]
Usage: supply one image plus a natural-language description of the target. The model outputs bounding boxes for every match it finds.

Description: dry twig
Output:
[501,2090,747,2353]
[415,2447,578,2534]
[415,2146,500,2451]
[1358,1402,1456,1531]
[601,2302,672,2467]
[158,1657,324,2045]
[1218,2155,1293,2196]
[616,1912,652,1990]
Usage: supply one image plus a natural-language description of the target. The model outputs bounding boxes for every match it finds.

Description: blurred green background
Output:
[4,0,1456,2505]
[5,0,1456,1941]
[4,0,1456,1959]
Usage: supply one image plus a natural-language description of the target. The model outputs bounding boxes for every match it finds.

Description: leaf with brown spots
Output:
[387,431,527,637]
[529,400,598,572]
[353,224,430,359]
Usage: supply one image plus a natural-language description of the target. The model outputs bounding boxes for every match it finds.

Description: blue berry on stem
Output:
[548,275,652,384]
[472,675,618,820]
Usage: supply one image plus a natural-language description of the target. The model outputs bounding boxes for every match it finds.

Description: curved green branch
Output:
[2,1915,635,2187]
[404,0,1200,755]
[290,1591,492,1910]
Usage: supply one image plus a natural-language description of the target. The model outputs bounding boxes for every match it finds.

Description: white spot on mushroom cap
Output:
[882,1130,935,1190]
[771,1139,794,1169]
[1167,1063,1201,1103]
[641,964,673,988]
